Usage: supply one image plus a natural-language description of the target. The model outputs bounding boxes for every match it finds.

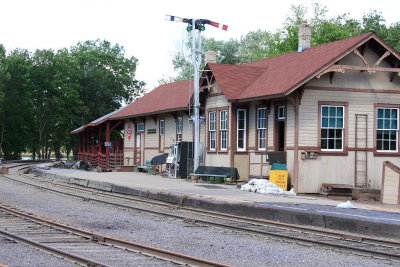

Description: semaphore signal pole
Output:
[166,15,228,171]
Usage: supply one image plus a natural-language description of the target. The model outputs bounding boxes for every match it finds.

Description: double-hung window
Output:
[209,111,216,150]
[176,117,183,141]
[159,120,165,136]
[377,107,399,152]
[257,108,267,150]
[220,110,228,150]
[321,105,344,151]
[237,109,246,151]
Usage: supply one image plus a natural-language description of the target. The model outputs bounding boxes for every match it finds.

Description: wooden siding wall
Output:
[296,47,400,193]
[122,112,193,166]
[205,93,231,167]
[381,162,400,204]
[123,119,135,166]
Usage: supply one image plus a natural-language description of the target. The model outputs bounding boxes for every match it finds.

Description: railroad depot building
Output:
[72,29,400,194]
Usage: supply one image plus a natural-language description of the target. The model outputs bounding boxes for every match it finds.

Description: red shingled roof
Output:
[208,32,376,101]
[110,79,193,120]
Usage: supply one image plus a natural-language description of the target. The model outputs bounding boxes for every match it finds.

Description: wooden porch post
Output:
[78,133,83,154]
[106,122,110,168]
[98,126,102,154]
[293,92,300,193]
[83,132,86,153]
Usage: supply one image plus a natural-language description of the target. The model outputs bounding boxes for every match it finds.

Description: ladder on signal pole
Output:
[355,114,368,188]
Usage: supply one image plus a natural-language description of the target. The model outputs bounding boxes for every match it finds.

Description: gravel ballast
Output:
[0,176,395,267]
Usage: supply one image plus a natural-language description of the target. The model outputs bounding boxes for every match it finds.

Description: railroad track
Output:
[0,204,229,267]
[2,165,400,263]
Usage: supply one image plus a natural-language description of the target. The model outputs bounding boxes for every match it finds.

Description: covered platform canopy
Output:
[71,108,125,170]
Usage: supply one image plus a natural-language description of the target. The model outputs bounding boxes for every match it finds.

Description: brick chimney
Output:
[298,22,311,52]
[205,50,217,65]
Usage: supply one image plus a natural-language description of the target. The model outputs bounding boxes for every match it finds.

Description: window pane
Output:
[329,118,336,127]
[337,118,343,128]
[391,109,398,119]
[390,130,397,140]
[322,106,328,116]
[383,131,390,140]
[329,107,336,116]
[322,118,328,127]
[336,129,342,138]
[337,107,343,117]
[328,139,335,149]
[378,119,383,129]
[385,109,391,118]
[328,129,335,138]
[384,119,391,129]
[377,140,382,150]
[383,140,389,150]
[378,108,384,119]
[336,139,342,150]
[321,129,327,138]
[377,130,383,140]
[391,119,397,130]
[321,139,327,149]
[238,131,244,149]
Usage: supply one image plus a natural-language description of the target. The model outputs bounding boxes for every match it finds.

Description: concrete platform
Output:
[33,166,400,240]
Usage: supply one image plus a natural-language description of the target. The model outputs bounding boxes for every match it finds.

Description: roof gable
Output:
[207,32,389,101]
[208,64,266,99]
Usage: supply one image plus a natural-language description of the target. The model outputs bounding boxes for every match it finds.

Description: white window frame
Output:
[257,107,267,150]
[321,105,344,151]
[277,106,286,120]
[159,120,165,136]
[136,123,145,132]
[377,107,399,152]
[237,109,246,151]
[209,111,216,150]
[176,117,183,141]
[220,110,228,151]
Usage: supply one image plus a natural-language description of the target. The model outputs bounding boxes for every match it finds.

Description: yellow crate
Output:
[269,170,288,191]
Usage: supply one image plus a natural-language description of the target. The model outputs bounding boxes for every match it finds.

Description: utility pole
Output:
[166,15,228,171]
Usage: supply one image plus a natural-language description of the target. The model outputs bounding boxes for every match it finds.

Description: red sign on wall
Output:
[127,124,132,141]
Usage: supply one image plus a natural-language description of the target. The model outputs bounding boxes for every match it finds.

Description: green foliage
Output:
[171,3,399,80]
[0,40,145,160]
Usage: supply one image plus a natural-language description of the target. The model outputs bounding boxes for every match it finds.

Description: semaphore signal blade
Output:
[206,20,228,31]
[165,15,185,23]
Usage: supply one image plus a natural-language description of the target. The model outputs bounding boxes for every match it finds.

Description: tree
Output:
[70,40,145,123]
[0,39,145,160]
[0,45,6,158]
[172,34,241,81]
[0,49,34,159]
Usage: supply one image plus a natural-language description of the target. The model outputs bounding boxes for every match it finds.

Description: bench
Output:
[136,160,157,174]
[189,166,239,184]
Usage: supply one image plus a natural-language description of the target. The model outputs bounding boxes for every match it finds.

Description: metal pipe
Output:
[192,19,200,171]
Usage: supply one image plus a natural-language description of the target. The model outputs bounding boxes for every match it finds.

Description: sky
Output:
[0,0,399,90]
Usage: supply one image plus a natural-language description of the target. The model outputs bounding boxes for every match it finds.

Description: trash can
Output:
[269,163,288,190]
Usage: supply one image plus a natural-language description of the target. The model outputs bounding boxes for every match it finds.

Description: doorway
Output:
[275,105,286,151]
[134,133,143,166]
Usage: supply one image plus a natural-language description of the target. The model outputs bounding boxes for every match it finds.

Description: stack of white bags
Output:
[241,179,296,196]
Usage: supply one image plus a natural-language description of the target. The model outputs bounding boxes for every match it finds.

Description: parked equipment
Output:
[167,142,194,178]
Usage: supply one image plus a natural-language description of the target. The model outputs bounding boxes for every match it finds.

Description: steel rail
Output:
[0,204,230,267]
[0,228,108,267]
[12,169,400,247]
[3,167,400,262]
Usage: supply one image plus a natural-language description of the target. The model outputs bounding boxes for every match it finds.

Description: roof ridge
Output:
[243,32,373,67]
[209,62,268,70]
